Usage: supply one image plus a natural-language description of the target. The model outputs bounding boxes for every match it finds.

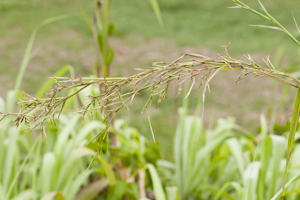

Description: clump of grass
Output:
[2,0,300,199]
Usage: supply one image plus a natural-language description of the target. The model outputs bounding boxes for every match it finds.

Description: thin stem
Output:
[282,88,300,199]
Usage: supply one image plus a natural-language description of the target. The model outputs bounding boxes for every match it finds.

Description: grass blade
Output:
[74,121,105,146]
[6,90,16,113]
[14,14,75,94]
[148,0,164,31]
[257,115,271,200]
[234,0,300,47]
[268,135,286,199]
[54,115,80,156]
[67,170,95,200]
[243,162,261,200]
[5,137,39,199]
[226,138,245,177]
[97,156,116,186]
[257,0,268,14]
[39,153,56,196]
[174,107,187,199]
[11,190,36,200]
[282,88,300,198]
[56,148,96,190]
[166,186,177,200]
[147,108,156,143]
[41,192,65,200]
[0,97,5,112]
[147,163,166,200]
[74,178,109,200]
[271,170,300,200]
[249,25,282,31]
[35,65,75,98]
[292,13,300,35]
[3,127,20,195]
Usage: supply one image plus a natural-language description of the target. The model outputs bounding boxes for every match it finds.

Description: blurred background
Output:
[1,0,300,158]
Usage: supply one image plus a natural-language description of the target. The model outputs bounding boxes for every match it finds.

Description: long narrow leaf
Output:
[39,153,56,196]
[35,65,74,98]
[3,127,20,194]
[147,163,166,200]
[267,135,286,199]
[283,88,300,198]
[56,148,96,190]
[97,156,116,186]
[257,115,271,200]
[249,25,282,30]
[166,186,177,200]
[148,0,164,31]
[74,178,109,200]
[226,138,245,177]
[14,14,75,94]
[5,137,39,199]
[271,170,300,200]
[41,192,65,200]
[11,190,36,200]
[292,14,300,35]
[243,162,261,200]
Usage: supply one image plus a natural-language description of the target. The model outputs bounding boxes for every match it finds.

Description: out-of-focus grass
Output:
[1,0,300,93]
[111,0,300,52]
[2,0,298,91]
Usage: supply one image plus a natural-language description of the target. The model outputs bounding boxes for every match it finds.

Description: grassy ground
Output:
[112,0,300,52]
[1,0,300,158]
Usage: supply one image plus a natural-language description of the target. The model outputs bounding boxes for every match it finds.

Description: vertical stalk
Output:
[282,88,300,199]
[93,0,117,146]
[138,168,146,198]
[100,0,111,77]
[92,1,102,78]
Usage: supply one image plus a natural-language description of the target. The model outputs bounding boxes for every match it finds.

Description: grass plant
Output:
[2,0,300,153]
[0,94,99,200]
[1,2,166,199]
[5,51,299,137]
[1,83,164,199]
[159,104,300,200]
[3,0,300,199]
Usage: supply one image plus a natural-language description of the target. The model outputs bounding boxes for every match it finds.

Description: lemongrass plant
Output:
[159,104,300,200]
[1,0,300,199]
[0,92,101,200]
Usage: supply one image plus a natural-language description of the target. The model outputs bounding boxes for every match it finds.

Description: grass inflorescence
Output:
[2,51,299,135]
[2,0,300,199]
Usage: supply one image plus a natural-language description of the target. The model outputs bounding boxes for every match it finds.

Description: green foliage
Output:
[0,2,166,198]
[231,1,300,197]
[147,163,166,200]
[0,1,37,11]
[0,93,96,199]
[171,105,254,199]
[155,105,300,200]
[0,88,164,199]
[3,1,300,200]
[106,119,162,199]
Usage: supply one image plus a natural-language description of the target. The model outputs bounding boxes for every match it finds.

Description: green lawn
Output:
[2,0,300,92]
[112,0,300,53]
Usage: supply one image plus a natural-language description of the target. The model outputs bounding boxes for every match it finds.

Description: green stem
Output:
[282,88,300,199]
